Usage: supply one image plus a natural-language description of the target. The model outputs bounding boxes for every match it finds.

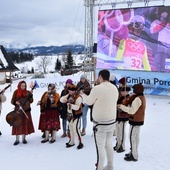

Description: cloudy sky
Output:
[0,0,87,46]
[0,0,169,47]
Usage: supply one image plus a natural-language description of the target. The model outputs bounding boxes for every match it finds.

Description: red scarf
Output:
[17,81,28,98]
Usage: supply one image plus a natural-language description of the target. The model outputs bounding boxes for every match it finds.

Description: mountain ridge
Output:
[5,44,85,55]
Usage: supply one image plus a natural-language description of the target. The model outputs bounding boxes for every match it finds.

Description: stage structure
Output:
[83,0,165,85]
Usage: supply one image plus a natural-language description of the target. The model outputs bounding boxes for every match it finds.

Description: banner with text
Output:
[96,69,170,96]
[25,76,80,92]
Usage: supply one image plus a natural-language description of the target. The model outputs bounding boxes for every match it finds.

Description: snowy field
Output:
[0,72,170,170]
[0,56,170,170]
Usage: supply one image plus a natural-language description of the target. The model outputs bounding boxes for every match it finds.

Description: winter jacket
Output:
[77,80,91,95]
[59,87,69,119]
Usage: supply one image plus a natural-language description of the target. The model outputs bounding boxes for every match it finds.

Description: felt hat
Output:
[119,77,126,85]
[133,83,144,94]
[68,84,77,91]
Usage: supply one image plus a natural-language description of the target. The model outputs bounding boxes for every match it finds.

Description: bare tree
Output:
[36,56,51,73]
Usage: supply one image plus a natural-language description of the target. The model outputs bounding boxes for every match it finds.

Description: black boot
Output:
[0,131,2,136]
[41,139,49,143]
[77,142,84,149]
[117,145,125,153]
[49,139,56,143]
[66,139,71,146]
[14,140,19,145]
[124,155,138,162]
[125,153,131,157]
[23,139,27,144]
[66,143,75,148]
[42,132,45,138]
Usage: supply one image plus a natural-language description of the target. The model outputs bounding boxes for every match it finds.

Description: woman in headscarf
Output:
[11,80,35,145]
[38,83,60,143]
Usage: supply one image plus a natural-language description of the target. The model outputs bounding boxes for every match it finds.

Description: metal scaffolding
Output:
[94,0,163,7]
[83,0,96,85]
[83,0,165,84]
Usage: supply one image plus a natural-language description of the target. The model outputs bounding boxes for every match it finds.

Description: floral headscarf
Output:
[17,81,28,98]
[48,83,56,94]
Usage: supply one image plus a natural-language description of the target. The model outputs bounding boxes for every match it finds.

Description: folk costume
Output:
[11,81,35,145]
[40,84,60,143]
[0,89,7,135]
[119,83,146,161]
[109,74,118,137]
[60,84,83,149]
[81,70,119,170]
[114,86,131,153]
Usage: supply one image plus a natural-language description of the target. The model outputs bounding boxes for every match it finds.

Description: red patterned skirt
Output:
[42,110,60,131]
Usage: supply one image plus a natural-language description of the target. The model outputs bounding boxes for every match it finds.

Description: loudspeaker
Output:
[93,43,97,53]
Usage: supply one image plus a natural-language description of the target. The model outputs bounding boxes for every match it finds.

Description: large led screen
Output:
[97,6,170,72]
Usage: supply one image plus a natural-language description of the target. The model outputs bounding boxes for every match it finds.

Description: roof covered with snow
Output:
[0,45,19,72]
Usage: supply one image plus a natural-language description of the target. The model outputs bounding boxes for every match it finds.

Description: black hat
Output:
[119,77,126,85]
[121,86,131,92]
[68,84,77,91]
[133,84,144,94]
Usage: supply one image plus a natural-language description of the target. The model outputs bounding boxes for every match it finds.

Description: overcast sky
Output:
[0,0,86,46]
[0,0,169,47]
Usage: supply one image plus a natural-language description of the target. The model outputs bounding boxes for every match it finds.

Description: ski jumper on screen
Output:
[116,38,151,71]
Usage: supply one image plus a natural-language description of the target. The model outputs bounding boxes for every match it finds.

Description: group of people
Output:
[0,73,91,149]
[114,77,146,164]
[79,70,146,170]
[0,69,146,170]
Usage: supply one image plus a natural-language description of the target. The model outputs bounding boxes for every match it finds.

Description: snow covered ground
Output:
[0,55,169,170]
[0,72,170,170]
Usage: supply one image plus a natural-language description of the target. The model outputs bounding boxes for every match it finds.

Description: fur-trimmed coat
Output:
[39,91,60,131]
[0,93,6,111]
[40,91,60,111]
